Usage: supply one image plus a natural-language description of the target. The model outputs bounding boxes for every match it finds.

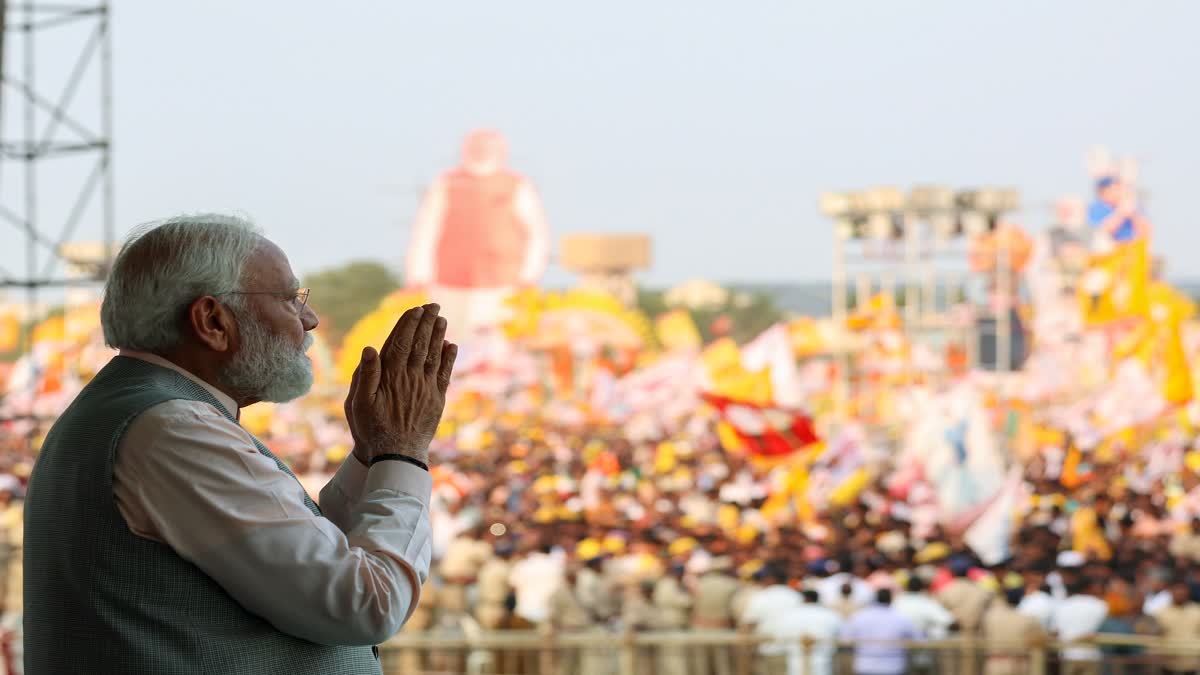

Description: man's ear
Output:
[186,296,238,352]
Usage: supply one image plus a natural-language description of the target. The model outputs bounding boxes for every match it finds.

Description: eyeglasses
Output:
[220,288,311,312]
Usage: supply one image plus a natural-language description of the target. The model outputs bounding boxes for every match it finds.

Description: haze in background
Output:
[6,0,1199,287]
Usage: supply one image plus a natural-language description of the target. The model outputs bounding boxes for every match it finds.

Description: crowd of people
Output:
[0,153,1196,675]
[369,398,1200,675]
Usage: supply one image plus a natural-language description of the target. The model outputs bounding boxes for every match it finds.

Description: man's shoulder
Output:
[124,397,242,441]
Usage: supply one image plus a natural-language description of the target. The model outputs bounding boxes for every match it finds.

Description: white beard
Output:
[220,314,314,403]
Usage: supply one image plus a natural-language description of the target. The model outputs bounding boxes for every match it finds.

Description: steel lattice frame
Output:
[0,1,113,439]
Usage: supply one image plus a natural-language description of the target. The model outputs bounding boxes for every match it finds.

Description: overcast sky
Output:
[3,0,1199,288]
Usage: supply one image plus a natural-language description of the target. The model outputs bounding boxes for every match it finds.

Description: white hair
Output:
[101,213,263,353]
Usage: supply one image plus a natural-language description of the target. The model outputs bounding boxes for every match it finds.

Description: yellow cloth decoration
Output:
[829,468,870,507]
[336,289,426,383]
[1078,240,1149,326]
[1071,507,1112,561]
[654,442,677,474]
[655,310,702,351]
[716,421,747,453]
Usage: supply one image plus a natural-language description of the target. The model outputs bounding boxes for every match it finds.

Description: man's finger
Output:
[382,306,424,367]
[346,361,362,416]
[437,341,458,395]
[355,346,382,408]
[425,316,448,375]
[408,303,440,368]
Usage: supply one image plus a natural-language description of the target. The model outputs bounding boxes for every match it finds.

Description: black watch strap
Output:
[367,453,429,472]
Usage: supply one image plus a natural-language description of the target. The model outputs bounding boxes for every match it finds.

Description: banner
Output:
[701,392,820,458]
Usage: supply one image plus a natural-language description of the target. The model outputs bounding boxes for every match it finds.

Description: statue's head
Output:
[460,129,508,175]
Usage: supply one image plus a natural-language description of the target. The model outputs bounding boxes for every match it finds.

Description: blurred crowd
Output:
[376,402,1200,675]
[0,151,1197,675]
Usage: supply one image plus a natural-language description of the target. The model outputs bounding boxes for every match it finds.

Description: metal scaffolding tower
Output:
[0,0,113,438]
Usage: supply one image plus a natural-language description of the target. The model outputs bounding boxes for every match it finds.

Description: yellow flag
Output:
[1162,322,1193,404]
[788,317,826,357]
[716,421,747,453]
[1078,241,1149,326]
[1113,281,1195,404]
[715,368,773,404]
[830,468,870,507]
[702,338,742,375]
[847,293,900,331]
[654,441,677,474]
[337,290,426,383]
[786,464,814,522]
[655,310,702,351]
[703,337,772,404]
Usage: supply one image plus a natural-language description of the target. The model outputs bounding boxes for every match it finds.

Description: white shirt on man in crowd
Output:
[758,595,843,675]
[507,548,565,624]
[741,583,802,628]
[1018,590,1057,631]
[1144,589,1172,617]
[1052,592,1108,663]
[816,572,875,608]
[893,589,956,639]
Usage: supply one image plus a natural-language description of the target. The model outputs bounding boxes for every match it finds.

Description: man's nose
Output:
[301,304,319,332]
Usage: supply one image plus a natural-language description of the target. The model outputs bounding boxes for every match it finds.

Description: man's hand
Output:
[345,304,457,465]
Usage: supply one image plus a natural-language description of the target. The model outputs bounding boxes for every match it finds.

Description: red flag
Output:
[701,392,820,458]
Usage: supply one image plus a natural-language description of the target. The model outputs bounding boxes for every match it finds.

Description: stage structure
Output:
[559,233,651,305]
[0,1,114,439]
[819,186,1021,421]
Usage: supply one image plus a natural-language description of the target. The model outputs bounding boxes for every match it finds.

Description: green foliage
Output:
[635,287,669,318]
[636,286,784,345]
[301,261,401,342]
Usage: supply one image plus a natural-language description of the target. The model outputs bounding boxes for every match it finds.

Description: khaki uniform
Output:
[438,536,492,617]
[547,584,611,675]
[1154,604,1200,673]
[578,566,619,623]
[653,576,693,629]
[982,603,1046,675]
[731,583,758,627]
[1169,533,1200,564]
[0,503,22,616]
[937,578,992,634]
[691,572,741,675]
[623,587,659,675]
[475,557,513,630]
[397,581,438,674]
[653,577,692,675]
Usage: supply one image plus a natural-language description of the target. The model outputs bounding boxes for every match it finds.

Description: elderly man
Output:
[24,214,458,674]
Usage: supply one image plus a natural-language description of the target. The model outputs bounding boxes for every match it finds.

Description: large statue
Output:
[1085,145,1153,244]
[405,130,550,340]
